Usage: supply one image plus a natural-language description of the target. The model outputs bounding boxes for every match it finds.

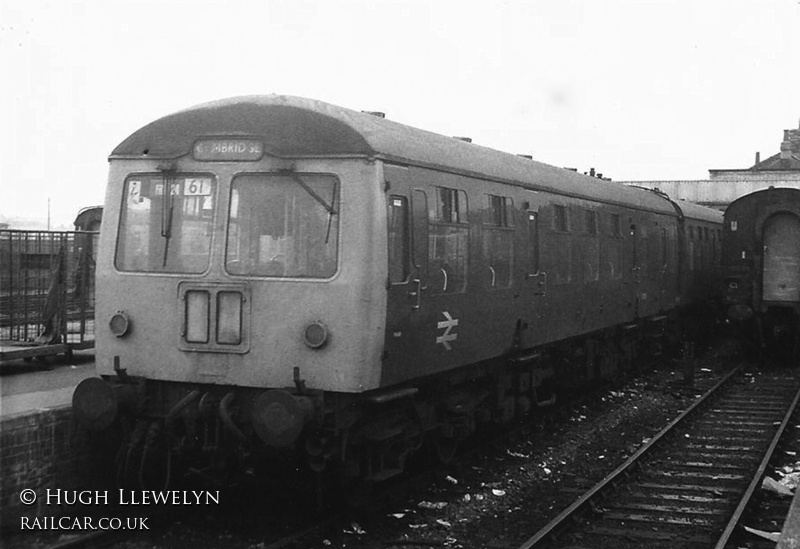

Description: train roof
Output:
[113,95,680,214]
[672,199,724,224]
[725,187,800,215]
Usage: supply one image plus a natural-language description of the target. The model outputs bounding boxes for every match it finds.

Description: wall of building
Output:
[0,407,105,532]
[624,177,800,210]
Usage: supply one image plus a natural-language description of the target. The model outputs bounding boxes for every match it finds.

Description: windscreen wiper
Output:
[160,172,175,267]
[285,172,338,244]
[286,172,338,216]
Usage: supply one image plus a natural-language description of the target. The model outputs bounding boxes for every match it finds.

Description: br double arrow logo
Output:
[436,311,459,351]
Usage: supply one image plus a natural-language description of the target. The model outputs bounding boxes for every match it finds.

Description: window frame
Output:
[223,172,340,279]
[115,172,218,275]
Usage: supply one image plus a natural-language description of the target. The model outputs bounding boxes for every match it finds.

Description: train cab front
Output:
[73,132,388,484]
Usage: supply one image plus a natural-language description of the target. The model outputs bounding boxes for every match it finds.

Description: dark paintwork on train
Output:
[722,187,800,351]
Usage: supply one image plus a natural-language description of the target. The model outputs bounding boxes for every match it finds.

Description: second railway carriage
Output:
[73,95,722,488]
[722,187,800,352]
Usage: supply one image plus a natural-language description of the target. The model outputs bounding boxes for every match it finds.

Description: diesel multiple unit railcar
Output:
[73,95,722,490]
[722,187,800,353]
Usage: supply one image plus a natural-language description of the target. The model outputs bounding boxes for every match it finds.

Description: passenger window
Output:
[647,225,661,274]
[484,195,514,289]
[553,205,569,232]
[412,190,429,283]
[527,211,540,275]
[429,186,468,293]
[388,196,410,284]
[639,225,648,273]
[432,187,468,223]
[610,213,621,237]
[584,210,598,235]
[583,210,599,281]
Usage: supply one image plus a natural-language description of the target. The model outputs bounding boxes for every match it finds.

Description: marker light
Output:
[109,311,131,338]
[303,321,329,349]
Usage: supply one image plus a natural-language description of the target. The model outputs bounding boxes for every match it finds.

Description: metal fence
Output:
[0,230,98,347]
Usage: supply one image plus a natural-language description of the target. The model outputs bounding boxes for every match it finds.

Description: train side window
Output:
[638,224,648,273]
[411,190,429,284]
[527,211,540,275]
[484,195,514,289]
[429,186,468,293]
[647,225,661,274]
[584,210,598,235]
[433,187,468,223]
[487,194,513,227]
[584,210,599,281]
[553,205,569,232]
[388,196,410,284]
[610,213,621,237]
[629,224,638,271]
[553,206,573,284]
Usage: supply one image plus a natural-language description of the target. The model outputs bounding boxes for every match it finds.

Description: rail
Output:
[517,363,800,549]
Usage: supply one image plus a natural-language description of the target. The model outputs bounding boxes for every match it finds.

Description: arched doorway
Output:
[762,212,800,302]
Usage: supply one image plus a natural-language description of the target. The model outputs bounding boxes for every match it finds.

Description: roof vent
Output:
[453,136,472,143]
[362,111,385,118]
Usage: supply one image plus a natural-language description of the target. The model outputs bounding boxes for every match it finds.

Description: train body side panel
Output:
[380,163,685,386]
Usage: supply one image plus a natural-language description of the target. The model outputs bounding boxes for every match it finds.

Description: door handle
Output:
[410,278,421,310]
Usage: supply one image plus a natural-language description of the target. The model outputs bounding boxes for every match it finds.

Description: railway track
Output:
[517,364,800,549]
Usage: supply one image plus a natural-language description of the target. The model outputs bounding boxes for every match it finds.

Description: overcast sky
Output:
[2,0,799,227]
